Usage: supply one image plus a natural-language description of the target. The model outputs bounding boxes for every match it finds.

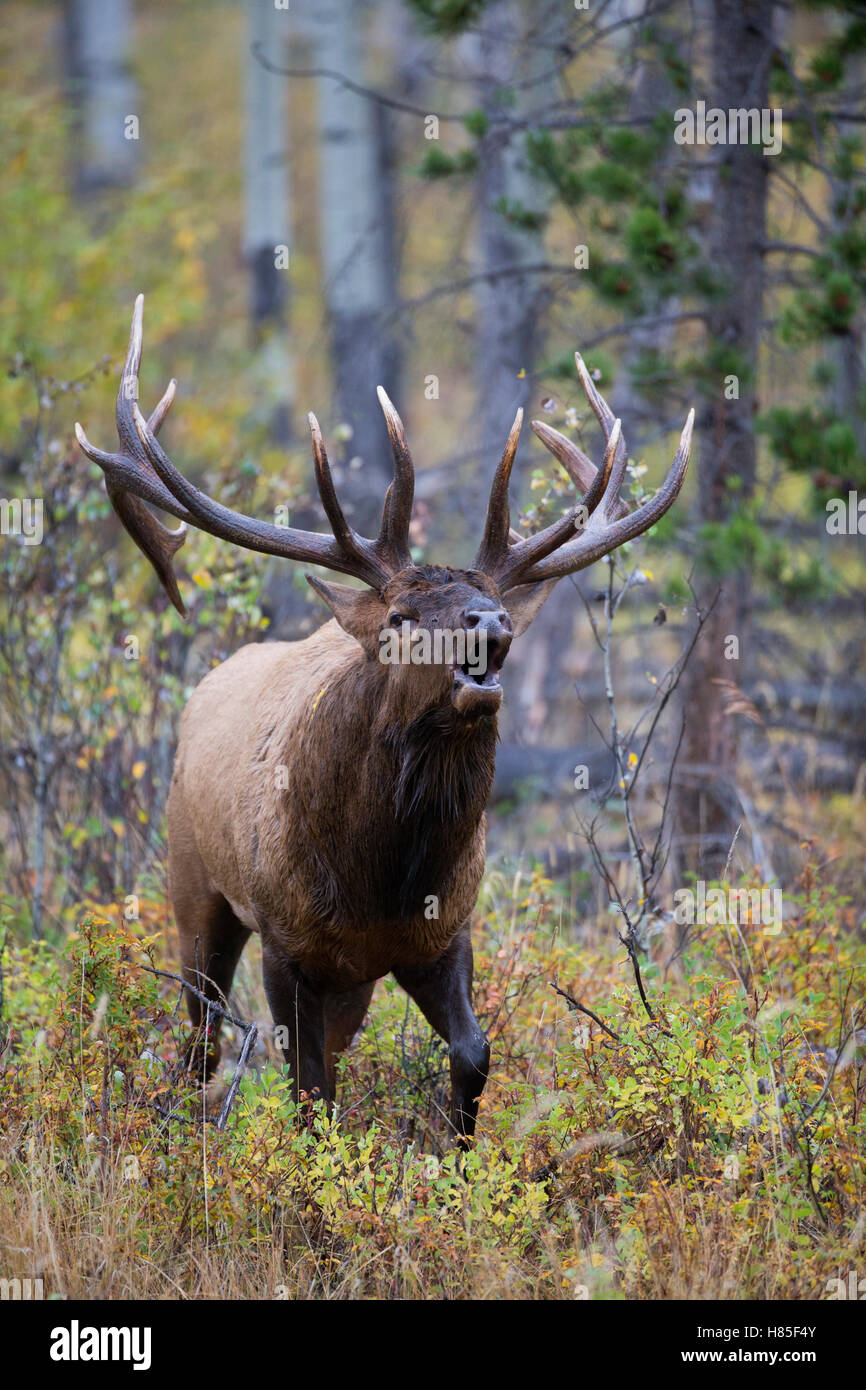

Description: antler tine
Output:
[132,402,391,590]
[575,351,617,441]
[116,293,146,455]
[76,297,189,519]
[591,416,623,526]
[109,380,189,614]
[76,295,192,615]
[473,409,523,575]
[308,411,401,586]
[498,505,587,588]
[530,419,626,520]
[307,413,366,557]
[495,423,624,587]
[574,353,631,517]
[476,407,610,590]
[482,347,695,592]
[147,377,177,435]
[375,386,415,570]
[512,409,695,587]
[104,485,188,615]
[530,419,597,493]
[378,482,395,551]
[78,297,409,611]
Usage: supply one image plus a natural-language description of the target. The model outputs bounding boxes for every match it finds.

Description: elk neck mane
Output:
[285,644,498,922]
[382,701,498,825]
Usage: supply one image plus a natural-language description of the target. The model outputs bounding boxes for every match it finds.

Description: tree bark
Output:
[677,0,776,877]
[832,55,866,461]
[471,0,557,491]
[607,3,691,439]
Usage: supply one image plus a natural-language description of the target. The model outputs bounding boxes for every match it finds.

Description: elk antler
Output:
[76,296,416,615]
[475,350,693,590]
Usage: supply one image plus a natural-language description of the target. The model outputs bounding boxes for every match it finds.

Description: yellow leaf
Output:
[131,761,147,780]
[102,685,119,699]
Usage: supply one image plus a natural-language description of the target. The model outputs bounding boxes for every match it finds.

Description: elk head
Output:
[76,296,694,721]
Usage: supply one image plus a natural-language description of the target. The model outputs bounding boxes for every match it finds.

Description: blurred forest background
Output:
[0,0,865,1303]
[1,0,863,937]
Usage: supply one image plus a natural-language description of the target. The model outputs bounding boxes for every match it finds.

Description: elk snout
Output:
[464,608,513,674]
[452,607,511,713]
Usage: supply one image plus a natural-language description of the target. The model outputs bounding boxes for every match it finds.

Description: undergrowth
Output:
[0,855,863,1300]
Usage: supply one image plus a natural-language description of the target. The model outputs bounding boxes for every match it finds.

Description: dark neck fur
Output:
[296,655,497,923]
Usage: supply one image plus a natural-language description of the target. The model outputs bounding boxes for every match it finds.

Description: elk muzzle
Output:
[452,608,512,715]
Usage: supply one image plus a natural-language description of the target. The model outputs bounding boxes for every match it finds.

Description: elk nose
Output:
[464,609,513,670]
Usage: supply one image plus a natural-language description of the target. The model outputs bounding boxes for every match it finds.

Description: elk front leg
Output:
[324,983,375,1099]
[261,945,329,1109]
[176,894,251,1081]
[393,923,490,1146]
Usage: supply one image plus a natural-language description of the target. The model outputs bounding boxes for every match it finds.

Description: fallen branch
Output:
[216,1019,259,1131]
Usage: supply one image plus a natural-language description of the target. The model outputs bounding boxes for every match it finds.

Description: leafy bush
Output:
[0,857,862,1300]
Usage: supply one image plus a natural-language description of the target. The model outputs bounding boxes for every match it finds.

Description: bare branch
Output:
[552,981,622,1042]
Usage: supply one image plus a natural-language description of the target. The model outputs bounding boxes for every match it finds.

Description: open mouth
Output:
[450,643,506,713]
[452,661,502,692]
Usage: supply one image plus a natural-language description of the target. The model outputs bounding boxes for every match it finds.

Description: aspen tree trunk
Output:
[63,0,138,194]
[243,0,293,445]
[468,0,571,747]
[310,0,397,531]
[265,0,402,635]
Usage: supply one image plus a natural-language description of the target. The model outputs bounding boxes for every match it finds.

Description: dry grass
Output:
[1,848,863,1301]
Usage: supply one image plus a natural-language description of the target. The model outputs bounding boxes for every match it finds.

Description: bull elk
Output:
[77,297,693,1144]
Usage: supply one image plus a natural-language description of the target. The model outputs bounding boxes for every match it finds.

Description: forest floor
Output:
[1,837,863,1301]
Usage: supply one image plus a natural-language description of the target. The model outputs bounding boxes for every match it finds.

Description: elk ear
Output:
[306,576,385,655]
[504,579,560,636]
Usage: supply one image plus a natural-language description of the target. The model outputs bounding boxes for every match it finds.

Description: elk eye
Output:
[390,613,410,628]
